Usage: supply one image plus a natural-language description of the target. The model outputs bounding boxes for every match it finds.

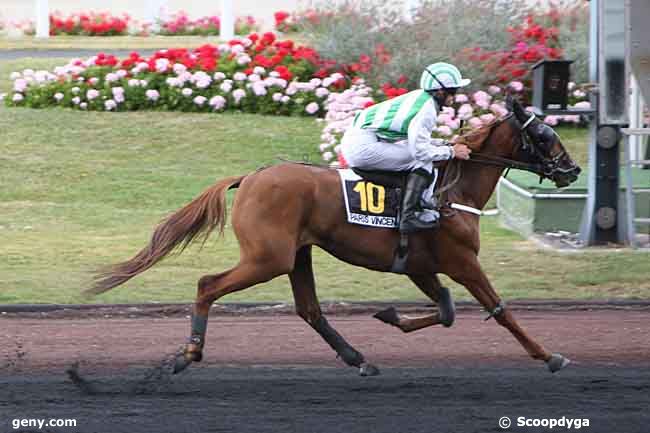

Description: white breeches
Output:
[340,128,433,173]
[340,128,438,204]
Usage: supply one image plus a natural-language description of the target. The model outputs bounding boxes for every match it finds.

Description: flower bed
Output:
[3,34,345,118]
[158,11,258,36]
[49,11,130,36]
[2,10,259,37]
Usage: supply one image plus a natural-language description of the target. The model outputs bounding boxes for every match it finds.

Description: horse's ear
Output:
[505,94,514,112]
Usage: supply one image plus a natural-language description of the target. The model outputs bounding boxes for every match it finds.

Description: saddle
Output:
[351,168,409,189]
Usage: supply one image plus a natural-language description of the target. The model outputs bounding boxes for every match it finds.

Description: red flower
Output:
[363,101,375,108]
[396,74,408,85]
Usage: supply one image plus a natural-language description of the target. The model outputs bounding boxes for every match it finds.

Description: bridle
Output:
[464,112,567,180]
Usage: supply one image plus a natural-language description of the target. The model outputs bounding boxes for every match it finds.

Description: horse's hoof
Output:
[373,307,399,326]
[172,353,194,374]
[546,353,571,373]
[359,362,380,377]
[438,286,456,327]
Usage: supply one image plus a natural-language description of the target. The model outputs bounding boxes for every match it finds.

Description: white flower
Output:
[305,102,320,115]
[10,72,21,80]
[89,77,99,86]
[219,82,233,93]
[193,95,207,106]
[241,38,253,47]
[272,92,283,102]
[72,96,81,105]
[80,102,88,109]
[231,44,244,54]
[281,95,290,104]
[252,82,267,96]
[12,93,24,102]
[568,82,576,91]
[236,55,252,65]
[573,89,586,98]
[213,72,226,81]
[173,63,187,74]
[209,95,226,110]
[140,80,148,87]
[286,85,297,96]
[217,44,230,53]
[310,78,322,87]
[105,99,117,111]
[22,69,35,77]
[13,78,28,92]
[116,69,128,78]
[155,58,170,73]
[232,88,246,103]
[112,86,124,95]
[128,79,140,87]
[233,72,247,81]
[315,87,330,98]
[253,66,266,75]
[248,73,261,82]
[166,77,181,87]
[54,92,64,102]
[323,151,334,161]
[105,73,119,83]
[0,93,6,101]
[182,88,193,97]
[146,89,160,101]
[86,89,100,100]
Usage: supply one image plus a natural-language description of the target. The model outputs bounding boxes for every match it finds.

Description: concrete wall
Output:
[0,0,306,31]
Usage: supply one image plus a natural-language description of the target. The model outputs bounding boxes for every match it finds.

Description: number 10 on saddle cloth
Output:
[338,169,405,229]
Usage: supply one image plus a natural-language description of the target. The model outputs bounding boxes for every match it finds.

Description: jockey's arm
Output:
[407,100,454,163]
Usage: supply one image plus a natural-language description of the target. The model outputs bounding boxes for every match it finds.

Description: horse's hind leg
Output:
[289,246,379,376]
[374,275,456,332]
[174,256,291,373]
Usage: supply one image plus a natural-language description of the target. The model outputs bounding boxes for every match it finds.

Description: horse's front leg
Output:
[447,253,570,373]
[374,274,455,332]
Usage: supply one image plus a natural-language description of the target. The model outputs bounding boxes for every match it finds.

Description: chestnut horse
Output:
[91,97,581,376]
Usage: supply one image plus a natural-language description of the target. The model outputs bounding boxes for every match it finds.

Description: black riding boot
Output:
[399,169,439,233]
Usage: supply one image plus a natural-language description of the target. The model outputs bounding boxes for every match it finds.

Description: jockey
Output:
[340,62,472,233]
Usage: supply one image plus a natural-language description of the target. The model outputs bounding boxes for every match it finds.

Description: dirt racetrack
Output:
[1,308,649,433]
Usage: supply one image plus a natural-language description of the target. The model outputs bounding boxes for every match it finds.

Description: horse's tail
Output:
[88,175,246,295]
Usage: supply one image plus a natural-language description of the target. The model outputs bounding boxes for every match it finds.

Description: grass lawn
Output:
[0,36,223,51]
[1,57,649,304]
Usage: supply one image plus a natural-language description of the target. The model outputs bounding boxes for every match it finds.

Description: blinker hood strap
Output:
[425,68,449,92]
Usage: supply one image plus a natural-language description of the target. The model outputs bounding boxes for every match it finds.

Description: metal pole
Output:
[221,0,234,40]
[35,0,49,39]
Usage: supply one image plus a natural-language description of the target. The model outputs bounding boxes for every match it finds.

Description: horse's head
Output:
[505,95,581,188]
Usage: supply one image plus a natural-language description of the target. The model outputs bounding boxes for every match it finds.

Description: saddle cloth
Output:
[338,169,402,228]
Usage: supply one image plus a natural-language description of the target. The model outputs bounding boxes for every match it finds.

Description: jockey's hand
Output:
[452,143,472,160]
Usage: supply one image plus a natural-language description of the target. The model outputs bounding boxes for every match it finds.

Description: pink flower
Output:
[468,117,483,129]
[252,82,267,96]
[479,113,496,124]
[488,85,501,95]
[145,89,160,101]
[220,81,233,93]
[104,99,117,111]
[272,92,283,102]
[455,94,468,103]
[232,88,246,104]
[194,95,207,106]
[12,93,24,102]
[305,102,320,115]
[441,106,455,117]
[86,89,99,100]
[490,103,509,117]
[13,78,28,92]
[209,95,226,110]
[574,101,591,109]
[543,115,559,126]
[509,81,524,92]
[54,92,64,102]
[315,87,329,98]
[473,90,491,103]
[182,88,193,97]
[457,103,474,120]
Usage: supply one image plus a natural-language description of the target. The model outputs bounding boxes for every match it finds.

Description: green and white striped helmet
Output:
[420,62,471,91]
